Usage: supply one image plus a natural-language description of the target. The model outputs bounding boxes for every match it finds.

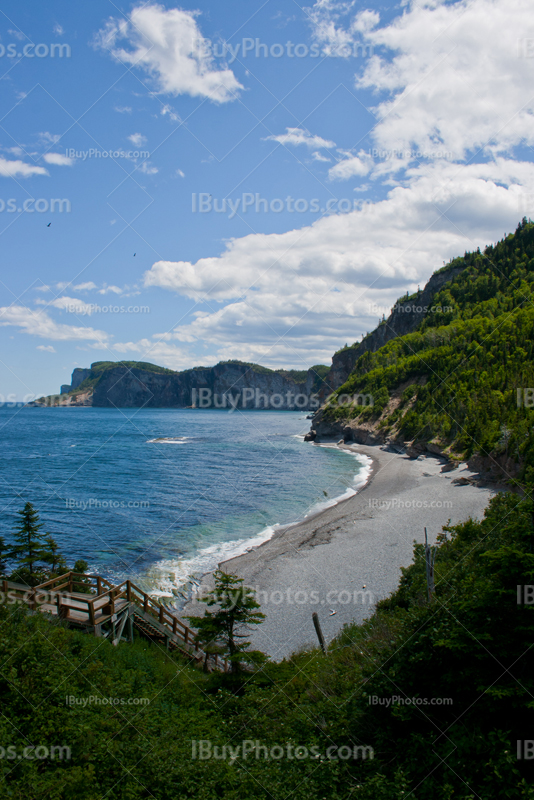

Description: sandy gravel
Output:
[183,443,500,660]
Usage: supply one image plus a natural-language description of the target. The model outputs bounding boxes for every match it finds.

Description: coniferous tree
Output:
[8,502,49,585]
[186,570,266,674]
[42,535,68,575]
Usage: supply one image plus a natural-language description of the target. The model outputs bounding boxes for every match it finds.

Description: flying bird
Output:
[133,253,136,256]
[47,223,51,227]
[329,610,337,616]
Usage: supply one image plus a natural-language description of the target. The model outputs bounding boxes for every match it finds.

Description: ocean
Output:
[0,407,370,604]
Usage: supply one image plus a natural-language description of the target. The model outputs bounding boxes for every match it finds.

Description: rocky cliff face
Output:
[321,262,466,395]
[38,361,327,409]
[70,368,91,390]
[92,363,319,409]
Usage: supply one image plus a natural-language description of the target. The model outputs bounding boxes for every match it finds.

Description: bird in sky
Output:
[133,253,136,256]
[47,223,51,227]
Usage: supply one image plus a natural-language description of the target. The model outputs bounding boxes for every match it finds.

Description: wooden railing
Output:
[1,572,228,671]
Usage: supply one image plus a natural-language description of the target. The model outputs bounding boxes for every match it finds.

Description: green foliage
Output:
[186,570,266,673]
[2,491,534,797]
[7,502,50,583]
[42,534,68,575]
[6,504,71,587]
[326,220,534,473]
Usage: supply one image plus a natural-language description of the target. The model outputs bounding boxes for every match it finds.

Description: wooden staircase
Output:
[1,571,229,672]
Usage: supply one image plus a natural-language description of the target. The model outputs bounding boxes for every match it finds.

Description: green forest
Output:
[1,490,533,798]
[325,219,534,482]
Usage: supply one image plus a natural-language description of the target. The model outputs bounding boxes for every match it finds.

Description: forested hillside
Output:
[323,219,534,481]
[1,491,533,798]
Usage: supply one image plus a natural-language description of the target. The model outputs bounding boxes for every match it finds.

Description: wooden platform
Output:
[1,572,228,672]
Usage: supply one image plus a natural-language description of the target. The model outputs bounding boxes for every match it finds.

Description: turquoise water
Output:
[0,407,368,599]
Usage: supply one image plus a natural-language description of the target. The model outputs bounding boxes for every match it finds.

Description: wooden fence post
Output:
[424,528,436,602]
[312,612,326,654]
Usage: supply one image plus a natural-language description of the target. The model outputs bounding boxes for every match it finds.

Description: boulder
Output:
[304,430,316,442]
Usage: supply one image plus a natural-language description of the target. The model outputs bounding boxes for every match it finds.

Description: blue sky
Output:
[1,0,534,398]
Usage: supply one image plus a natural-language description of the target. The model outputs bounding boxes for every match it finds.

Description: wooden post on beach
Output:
[424,528,436,602]
[312,612,326,654]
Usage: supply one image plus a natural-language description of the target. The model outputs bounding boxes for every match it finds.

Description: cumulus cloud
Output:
[36,296,95,315]
[0,157,47,178]
[354,0,534,159]
[265,127,336,149]
[91,337,192,370]
[0,306,109,343]
[143,157,534,365]
[37,345,56,352]
[306,2,379,56]
[328,151,372,180]
[135,0,534,368]
[95,4,243,103]
[43,152,74,166]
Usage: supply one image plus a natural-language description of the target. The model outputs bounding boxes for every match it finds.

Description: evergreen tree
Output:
[186,570,266,674]
[8,502,49,584]
[42,535,68,575]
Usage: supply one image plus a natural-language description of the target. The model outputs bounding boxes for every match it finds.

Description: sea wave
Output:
[146,436,190,444]
[139,525,280,604]
[141,450,372,605]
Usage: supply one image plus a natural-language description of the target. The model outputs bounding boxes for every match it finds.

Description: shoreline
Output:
[145,438,371,600]
[182,442,501,660]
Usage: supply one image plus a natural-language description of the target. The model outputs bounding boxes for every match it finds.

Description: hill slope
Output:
[314,219,534,483]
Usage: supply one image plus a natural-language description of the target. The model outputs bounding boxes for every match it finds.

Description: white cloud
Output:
[95,4,243,103]
[53,23,64,36]
[161,104,180,122]
[73,282,98,292]
[144,157,534,365]
[37,345,56,352]
[312,151,331,162]
[43,152,74,166]
[128,133,147,147]
[265,127,336,150]
[115,105,132,114]
[176,169,185,177]
[306,2,379,56]
[37,296,95,315]
[55,281,98,292]
[328,151,372,180]
[91,337,192,369]
[0,157,47,178]
[333,0,534,160]
[139,162,158,175]
[8,29,26,41]
[0,306,109,343]
[98,285,124,295]
[39,132,61,145]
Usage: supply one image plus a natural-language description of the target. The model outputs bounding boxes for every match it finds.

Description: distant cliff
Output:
[33,360,330,409]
